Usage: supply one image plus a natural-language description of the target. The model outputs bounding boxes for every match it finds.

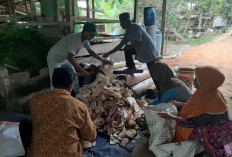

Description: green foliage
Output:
[0,23,52,75]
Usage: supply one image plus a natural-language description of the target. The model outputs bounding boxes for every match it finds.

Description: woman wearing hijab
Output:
[150,62,192,105]
[159,66,232,157]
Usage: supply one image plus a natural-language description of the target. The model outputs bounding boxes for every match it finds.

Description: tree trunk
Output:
[183,3,193,35]
[183,11,193,35]
[198,12,203,31]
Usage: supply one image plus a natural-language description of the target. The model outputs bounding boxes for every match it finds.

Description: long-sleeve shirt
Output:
[28,89,96,157]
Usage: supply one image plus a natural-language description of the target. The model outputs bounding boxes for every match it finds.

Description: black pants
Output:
[124,48,137,68]
[124,48,161,99]
[19,118,32,156]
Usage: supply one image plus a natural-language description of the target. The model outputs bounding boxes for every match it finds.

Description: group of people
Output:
[22,12,232,157]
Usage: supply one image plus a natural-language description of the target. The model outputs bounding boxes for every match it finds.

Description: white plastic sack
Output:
[144,103,204,157]
[0,121,25,157]
[150,140,204,157]
[144,103,177,146]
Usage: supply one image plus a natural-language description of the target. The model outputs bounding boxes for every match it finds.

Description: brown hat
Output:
[119,12,130,22]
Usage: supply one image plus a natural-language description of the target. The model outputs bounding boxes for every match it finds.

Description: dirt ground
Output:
[163,29,232,115]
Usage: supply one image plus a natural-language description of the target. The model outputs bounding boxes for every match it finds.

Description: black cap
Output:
[119,12,130,22]
[83,22,99,36]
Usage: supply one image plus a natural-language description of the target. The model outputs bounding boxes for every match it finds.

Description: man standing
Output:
[103,12,160,97]
[47,22,111,93]
[28,65,96,157]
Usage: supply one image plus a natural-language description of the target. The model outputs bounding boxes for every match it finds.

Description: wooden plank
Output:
[113,69,143,74]
[15,22,69,27]
[71,16,119,23]
[138,0,162,7]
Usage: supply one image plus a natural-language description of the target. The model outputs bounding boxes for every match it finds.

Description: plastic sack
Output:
[144,103,177,146]
[0,121,25,157]
[150,140,204,157]
[144,103,204,157]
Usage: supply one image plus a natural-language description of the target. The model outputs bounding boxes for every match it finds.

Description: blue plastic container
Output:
[144,7,156,26]
[155,27,162,55]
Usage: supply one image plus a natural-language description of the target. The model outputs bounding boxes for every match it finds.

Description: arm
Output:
[158,112,229,128]
[171,100,185,112]
[103,43,124,58]
[151,88,178,105]
[67,53,89,77]
[87,49,112,64]
[79,109,97,142]
[124,41,142,50]
[158,113,198,128]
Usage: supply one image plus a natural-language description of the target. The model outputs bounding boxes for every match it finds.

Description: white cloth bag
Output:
[0,122,25,157]
[144,103,204,157]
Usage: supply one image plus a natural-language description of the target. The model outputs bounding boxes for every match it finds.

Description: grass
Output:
[186,33,218,45]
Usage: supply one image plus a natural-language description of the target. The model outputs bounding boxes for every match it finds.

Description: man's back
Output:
[28,89,96,157]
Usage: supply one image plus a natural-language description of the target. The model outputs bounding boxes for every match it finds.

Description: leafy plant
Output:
[0,23,52,75]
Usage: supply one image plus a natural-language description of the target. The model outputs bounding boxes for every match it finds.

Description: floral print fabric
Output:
[176,111,232,157]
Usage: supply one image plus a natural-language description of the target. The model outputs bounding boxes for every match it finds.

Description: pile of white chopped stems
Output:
[76,60,147,147]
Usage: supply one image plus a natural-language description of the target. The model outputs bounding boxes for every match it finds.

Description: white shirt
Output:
[47,33,91,63]
[120,23,159,63]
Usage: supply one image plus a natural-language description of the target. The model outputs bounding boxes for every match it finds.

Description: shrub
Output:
[0,23,52,75]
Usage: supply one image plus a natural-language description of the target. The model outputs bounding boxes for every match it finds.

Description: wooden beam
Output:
[138,0,162,7]
[76,7,104,13]
[133,0,138,23]
[71,16,119,23]
[160,0,167,56]
[15,10,27,15]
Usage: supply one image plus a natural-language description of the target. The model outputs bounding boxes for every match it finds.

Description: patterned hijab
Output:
[174,66,227,142]
[150,62,185,97]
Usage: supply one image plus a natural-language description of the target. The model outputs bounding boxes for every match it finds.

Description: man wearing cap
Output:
[103,12,161,98]
[47,22,111,94]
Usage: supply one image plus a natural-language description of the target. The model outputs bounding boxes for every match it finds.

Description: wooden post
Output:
[92,0,95,19]
[86,0,90,18]
[69,0,74,32]
[24,0,28,15]
[133,0,138,23]
[160,0,167,56]
[7,0,11,16]
[12,0,16,17]
[57,0,59,22]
